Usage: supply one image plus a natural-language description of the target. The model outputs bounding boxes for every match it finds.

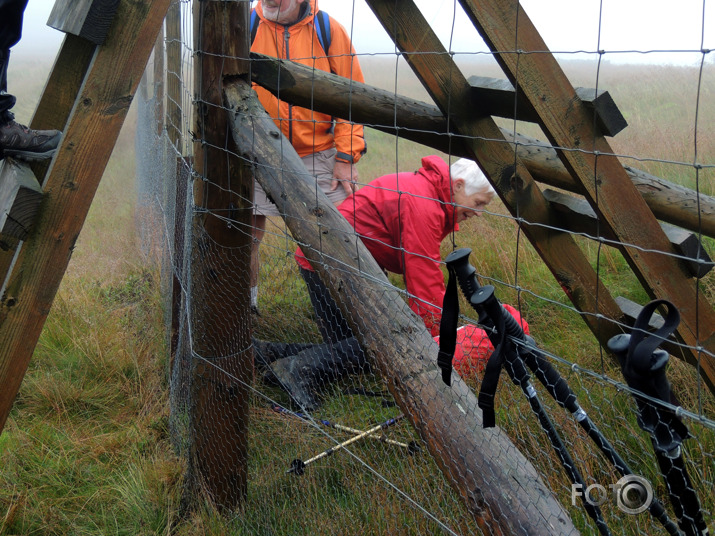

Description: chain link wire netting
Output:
[134,0,714,533]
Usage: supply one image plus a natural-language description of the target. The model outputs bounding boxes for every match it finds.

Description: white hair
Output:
[450,158,496,199]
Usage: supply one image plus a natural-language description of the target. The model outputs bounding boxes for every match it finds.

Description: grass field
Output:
[0,50,713,535]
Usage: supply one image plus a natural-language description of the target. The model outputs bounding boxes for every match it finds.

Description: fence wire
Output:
[134,1,714,534]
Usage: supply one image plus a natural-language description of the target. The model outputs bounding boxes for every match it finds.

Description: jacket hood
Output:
[256,0,318,28]
[419,155,458,228]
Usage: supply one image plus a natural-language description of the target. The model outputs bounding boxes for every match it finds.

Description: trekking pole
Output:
[608,300,708,536]
[442,251,611,534]
[271,404,420,454]
[444,248,681,535]
[287,414,405,475]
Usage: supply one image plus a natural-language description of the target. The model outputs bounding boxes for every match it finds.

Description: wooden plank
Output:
[250,53,715,239]
[505,132,715,239]
[224,78,576,536]
[47,0,121,45]
[164,2,184,376]
[152,25,165,137]
[544,189,714,277]
[468,75,627,137]
[457,0,715,393]
[364,0,624,362]
[0,0,172,434]
[0,160,43,240]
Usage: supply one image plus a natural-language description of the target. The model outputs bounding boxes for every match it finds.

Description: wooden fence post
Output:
[184,0,252,511]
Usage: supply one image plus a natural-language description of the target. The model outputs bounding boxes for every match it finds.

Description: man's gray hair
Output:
[450,158,496,198]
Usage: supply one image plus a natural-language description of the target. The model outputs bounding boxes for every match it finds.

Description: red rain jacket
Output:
[297,155,460,335]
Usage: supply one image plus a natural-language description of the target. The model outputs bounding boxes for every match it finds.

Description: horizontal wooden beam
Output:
[0,159,43,240]
[468,75,627,137]
[47,0,121,45]
[249,52,715,239]
[544,189,714,278]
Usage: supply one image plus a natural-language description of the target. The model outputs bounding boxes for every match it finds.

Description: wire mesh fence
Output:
[135,0,714,533]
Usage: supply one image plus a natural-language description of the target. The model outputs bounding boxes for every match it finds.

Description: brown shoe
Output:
[0,120,62,162]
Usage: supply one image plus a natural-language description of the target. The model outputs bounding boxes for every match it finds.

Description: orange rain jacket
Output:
[251,0,367,164]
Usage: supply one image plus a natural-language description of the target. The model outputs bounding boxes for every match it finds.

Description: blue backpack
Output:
[250,8,332,54]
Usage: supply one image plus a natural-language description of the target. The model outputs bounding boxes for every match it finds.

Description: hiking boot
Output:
[253,338,321,388]
[269,337,367,412]
[0,119,62,162]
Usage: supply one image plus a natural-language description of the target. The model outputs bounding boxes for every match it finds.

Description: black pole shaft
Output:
[503,350,612,536]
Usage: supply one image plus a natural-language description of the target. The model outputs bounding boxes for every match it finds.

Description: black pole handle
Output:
[446,248,578,412]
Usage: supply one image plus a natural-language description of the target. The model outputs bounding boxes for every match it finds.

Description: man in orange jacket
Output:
[250,0,367,314]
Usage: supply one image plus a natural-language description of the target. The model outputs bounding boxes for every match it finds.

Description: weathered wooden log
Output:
[250,52,715,239]
[224,77,576,535]
[0,159,43,240]
[543,189,714,278]
[47,0,121,45]
[468,75,627,137]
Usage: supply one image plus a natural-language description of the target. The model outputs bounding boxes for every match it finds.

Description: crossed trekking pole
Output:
[271,406,417,475]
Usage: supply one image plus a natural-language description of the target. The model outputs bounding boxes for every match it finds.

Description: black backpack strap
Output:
[314,10,331,54]
[250,9,259,46]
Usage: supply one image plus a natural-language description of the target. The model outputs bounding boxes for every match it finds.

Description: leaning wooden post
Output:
[183,0,252,511]
[0,0,171,433]
[223,78,577,535]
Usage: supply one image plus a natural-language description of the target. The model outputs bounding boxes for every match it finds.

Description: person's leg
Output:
[251,214,266,314]
[0,0,62,162]
[0,0,29,119]
[0,0,28,49]
[301,148,350,207]
[268,267,368,411]
[251,181,281,315]
[269,337,367,411]
[300,266,353,345]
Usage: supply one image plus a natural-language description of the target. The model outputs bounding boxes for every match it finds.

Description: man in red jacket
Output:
[264,156,497,410]
[250,0,366,314]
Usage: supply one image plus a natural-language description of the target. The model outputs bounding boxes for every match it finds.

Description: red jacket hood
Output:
[417,154,458,229]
